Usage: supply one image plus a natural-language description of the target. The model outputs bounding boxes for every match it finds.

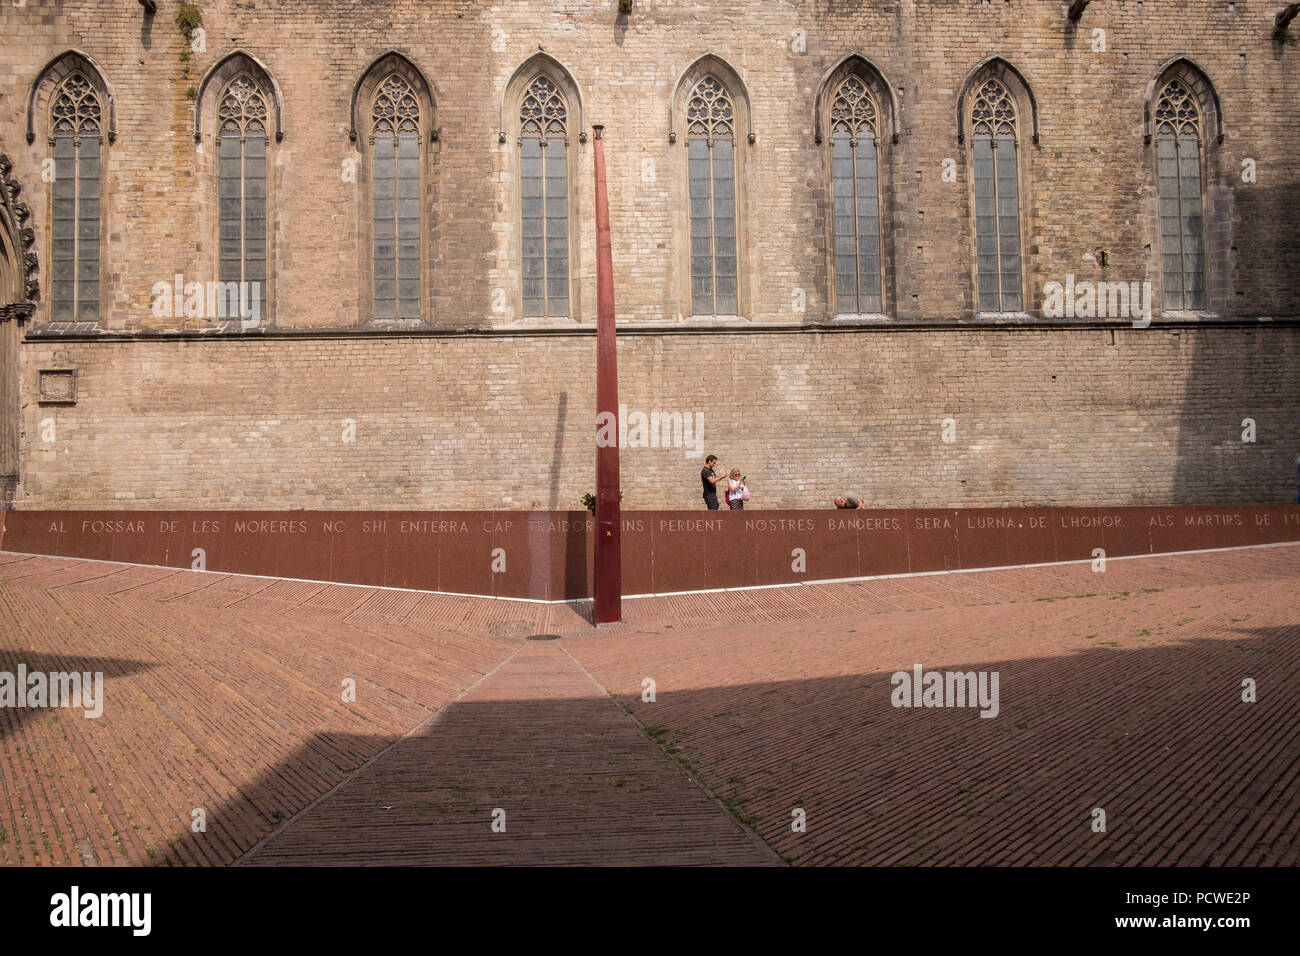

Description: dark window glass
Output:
[970,79,1022,312]
[1154,80,1206,310]
[372,75,421,319]
[686,76,738,316]
[520,76,570,317]
[49,73,102,322]
[828,76,884,314]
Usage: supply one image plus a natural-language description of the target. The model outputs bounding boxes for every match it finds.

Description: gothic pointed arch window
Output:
[519,74,569,318]
[969,78,1023,312]
[1153,78,1205,310]
[686,75,738,315]
[218,73,268,319]
[370,74,422,319]
[828,75,883,314]
[49,71,102,321]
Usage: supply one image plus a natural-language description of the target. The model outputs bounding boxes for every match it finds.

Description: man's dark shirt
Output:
[701,466,717,497]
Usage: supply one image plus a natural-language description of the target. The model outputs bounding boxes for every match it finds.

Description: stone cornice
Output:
[20,314,1300,342]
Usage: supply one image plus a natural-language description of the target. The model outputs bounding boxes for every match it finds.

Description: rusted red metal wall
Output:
[2,507,1297,600]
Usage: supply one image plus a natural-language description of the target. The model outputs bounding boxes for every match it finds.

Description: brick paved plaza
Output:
[0,544,1296,866]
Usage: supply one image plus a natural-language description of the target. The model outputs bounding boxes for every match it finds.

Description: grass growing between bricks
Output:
[607,695,769,844]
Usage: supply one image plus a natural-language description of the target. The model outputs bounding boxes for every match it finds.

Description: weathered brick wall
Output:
[2,0,1297,326]
[2,1,1297,510]
[20,326,1300,509]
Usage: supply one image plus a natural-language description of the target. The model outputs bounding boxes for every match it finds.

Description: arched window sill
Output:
[360,317,432,331]
[829,313,893,325]
[495,316,585,331]
[685,314,748,326]
[977,311,1037,323]
[1157,309,1217,321]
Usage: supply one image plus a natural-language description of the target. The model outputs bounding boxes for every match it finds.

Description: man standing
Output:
[701,454,726,510]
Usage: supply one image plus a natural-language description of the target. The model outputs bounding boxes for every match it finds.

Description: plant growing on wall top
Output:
[176,3,203,41]
[176,3,204,99]
[582,492,623,514]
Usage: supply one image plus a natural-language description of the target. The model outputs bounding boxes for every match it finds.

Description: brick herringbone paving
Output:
[567,545,1300,866]
[0,556,516,865]
[0,544,1297,865]
[242,640,775,865]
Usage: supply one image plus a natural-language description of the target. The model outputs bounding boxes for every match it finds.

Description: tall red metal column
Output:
[592,124,622,623]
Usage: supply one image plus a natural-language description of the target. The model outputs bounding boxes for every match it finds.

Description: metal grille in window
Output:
[218,74,268,321]
[686,76,737,315]
[371,75,421,319]
[50,72,102,323]
[830,76,883,314]
[971,79,1022,312]
[520,76,569,318]
[1154,80,1205,310]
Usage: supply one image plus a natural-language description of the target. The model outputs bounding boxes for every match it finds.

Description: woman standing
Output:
[726,468,747,510]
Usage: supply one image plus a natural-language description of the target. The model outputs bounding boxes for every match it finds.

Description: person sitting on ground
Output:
[833,494,863,509]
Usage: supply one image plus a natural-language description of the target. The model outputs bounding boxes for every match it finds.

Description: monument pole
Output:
[592,124,622,623]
